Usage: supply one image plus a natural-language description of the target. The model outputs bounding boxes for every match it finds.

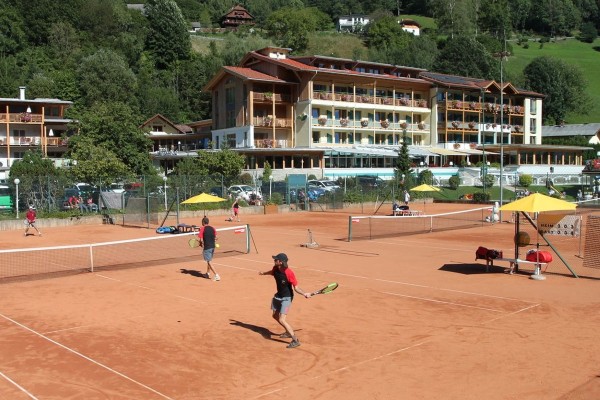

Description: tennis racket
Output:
[188,238,202,248]
[311,282,338,296]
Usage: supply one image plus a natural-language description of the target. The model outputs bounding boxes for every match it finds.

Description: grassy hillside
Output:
[506,38,600,124]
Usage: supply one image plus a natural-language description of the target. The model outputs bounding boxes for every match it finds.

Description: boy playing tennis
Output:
[24,206,42,237]
[259,253,311,348]
[198,216,220,281]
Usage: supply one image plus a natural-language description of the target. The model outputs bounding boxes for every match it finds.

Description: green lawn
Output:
[506,38,600,124]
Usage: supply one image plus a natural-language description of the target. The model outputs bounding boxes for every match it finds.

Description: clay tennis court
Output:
[1,203,599,399]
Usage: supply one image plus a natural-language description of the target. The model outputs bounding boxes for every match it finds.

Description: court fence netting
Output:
[348,207,492,241]
[0,225,251,283]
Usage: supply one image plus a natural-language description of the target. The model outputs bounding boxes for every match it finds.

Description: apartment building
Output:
[0,87,73,179]
[203,46,589,181]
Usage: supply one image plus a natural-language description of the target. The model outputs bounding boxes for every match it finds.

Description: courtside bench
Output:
[476,250,549,274]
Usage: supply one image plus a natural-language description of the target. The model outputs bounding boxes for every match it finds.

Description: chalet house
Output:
[542,123,600,145]
[221,5,254,29]
[141,114,212,174]
[0,86,73,179]
[337,15,370,32]
[399,18,421,36]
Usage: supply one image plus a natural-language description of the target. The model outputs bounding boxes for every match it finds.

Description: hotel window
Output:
[530,99,537,114]
[152,125,162,132]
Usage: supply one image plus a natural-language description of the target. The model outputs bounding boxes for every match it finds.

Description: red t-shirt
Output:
[26,210,36,223]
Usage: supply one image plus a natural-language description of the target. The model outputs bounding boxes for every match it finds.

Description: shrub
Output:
[483,174,495,188]
[419,169,434,185]
[519,174,533,187]
[239,173,253,185]
[473,192,490,202]
[269,192,283,205]
[448,174,460,190]
[307,174,318,180]
[579,22,598,43]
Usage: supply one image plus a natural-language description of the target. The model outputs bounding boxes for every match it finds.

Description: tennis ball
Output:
[216,244,220,248]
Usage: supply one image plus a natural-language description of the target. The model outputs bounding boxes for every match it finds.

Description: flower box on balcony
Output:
[453,143,461,149]
[451,121,460,128]
[361,96,371,103]
[468,121,476,129]
[341,94,351,101]
[417,122,425,130]
[380,119,390,128]
[399,98,409,106]
[318,116,328,125]
[418,99,427,107]
[469,102,477,110]
[514,125,522,132]
[360,118,369,127]
[383,98,393,105]
[339,118,349,127]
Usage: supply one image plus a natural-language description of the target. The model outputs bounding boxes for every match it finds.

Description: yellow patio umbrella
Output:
[181,193,227,215]
[499,192,576,213]
[410,184,441,213]
[499,193,576,279]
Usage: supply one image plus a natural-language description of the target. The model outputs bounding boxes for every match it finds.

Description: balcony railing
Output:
[313,92,428,108]
[253,93,291,102]
[312,118,428,131]
[3,113,44,123]
[0,137,67,146]
[254,139,289,148]
[253,116,292,128]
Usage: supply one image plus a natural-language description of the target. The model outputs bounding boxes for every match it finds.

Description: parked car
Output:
[228,185,262,203]
[356,175,385,188]
[307,180,341,192]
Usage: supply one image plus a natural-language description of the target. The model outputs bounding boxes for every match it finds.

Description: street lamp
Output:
[162,176,168,209]
[177,141,181,151]
[494,39,510,220]
[14,178,20,219]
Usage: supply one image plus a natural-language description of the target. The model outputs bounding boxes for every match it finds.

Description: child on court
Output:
[258,253,311,348]
[232,198,240,222]
[24,206,42,237]
[198,216,220,281]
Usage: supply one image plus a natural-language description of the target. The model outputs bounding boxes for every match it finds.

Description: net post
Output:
[348,216,353,241]
[89,245,94,272]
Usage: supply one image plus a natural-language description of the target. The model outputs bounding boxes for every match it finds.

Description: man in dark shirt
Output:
[198,216,219,281]
[259,253,311,348]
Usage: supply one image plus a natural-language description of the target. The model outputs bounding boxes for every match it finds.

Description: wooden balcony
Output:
[2,113,44,123]
[253,93,291,103]
[253,116,292,128]
[254,139,289,148]
[314,92,428,107]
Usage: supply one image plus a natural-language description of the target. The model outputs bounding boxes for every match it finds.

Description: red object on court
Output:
[526,250,553,263]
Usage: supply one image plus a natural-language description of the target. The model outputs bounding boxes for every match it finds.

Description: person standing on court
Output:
[258,253,311,348]
[403,189,411,206]
[24,206,42,237]
[198,216,220,281]
[232,198,240,222]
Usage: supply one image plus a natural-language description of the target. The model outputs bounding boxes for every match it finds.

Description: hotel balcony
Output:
[312,92,429,108]
[253,92,292,103]
[253,116,292,128]
[312,117,428,132]
[444,100,525,115]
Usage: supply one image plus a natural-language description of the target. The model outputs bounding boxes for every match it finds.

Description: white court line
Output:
[0,312,174,400]
[378,290,506,312]
[0,370,39,399]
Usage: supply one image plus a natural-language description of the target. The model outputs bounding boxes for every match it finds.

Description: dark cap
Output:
[272,253,288,262]
[273,253,287,267]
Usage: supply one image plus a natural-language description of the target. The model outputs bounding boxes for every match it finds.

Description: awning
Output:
[428,148,467,156]
[455,148,498,155]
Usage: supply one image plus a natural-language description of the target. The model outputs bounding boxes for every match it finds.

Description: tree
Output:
[264,7,333,53]
[433,36,497,79]
[262,160,272,182]
[145,0,191,69]
[69,136,132,186]
[69,102,154,175]
[0,5,26,55]
[395,131,413,188]
[430,0,476,38]
[8,150,67,210]
[77,49,138,107]
[195,148,246,186]
[523,56,589,124]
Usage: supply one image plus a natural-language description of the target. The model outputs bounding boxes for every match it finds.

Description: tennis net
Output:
[348,207,492,241]
[0,225,251,283]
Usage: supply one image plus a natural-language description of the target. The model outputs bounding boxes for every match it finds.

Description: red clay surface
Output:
[1,203,599,400]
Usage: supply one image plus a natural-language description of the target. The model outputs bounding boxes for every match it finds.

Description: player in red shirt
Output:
[24,206,42,237]
[258,253,311,348]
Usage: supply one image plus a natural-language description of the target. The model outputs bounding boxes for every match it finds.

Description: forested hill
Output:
[1,0,599,127]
